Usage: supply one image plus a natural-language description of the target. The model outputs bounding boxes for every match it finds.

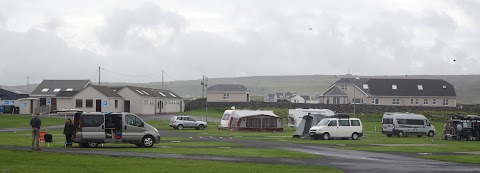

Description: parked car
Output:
[169,116,207,130]
[309,116,363,140]
[73,112,160,148]
[382,112,435,137]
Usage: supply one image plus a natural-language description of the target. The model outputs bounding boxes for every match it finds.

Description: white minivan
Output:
[382,112,435,137]
[309,117,363,140]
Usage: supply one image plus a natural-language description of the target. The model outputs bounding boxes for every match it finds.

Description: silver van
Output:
[382,112,435,137]
[73,112,161,148]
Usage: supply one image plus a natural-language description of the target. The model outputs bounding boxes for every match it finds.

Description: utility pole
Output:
[162,70,164,89]
[201,76,205,98]
[98,67,101,86]
[26,76,29,91]
[205,76,208,122]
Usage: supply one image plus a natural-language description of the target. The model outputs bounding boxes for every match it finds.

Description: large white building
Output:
[27,80,184,115]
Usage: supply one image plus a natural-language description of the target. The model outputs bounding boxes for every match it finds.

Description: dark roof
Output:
[55,91,79,97]
[323,87,347,96]
[207,84,248,92]
[31,80,91,96]
[333,78,456,97]
[366,79,456,97]
[91,85,122,98]
[301,95,311,100]
[124,86,182,99]
[0,88,29,100]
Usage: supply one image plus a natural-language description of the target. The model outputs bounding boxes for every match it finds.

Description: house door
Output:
[96,100,102,112]
[124,101,130,113]
[30,100,34,114]
[51,98,57,111]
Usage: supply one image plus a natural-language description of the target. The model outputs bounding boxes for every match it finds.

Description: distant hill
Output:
[3,75,480,104]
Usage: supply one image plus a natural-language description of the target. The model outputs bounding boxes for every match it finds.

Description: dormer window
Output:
[443,85,447,89]
[363,84,369,90]
[417,85,423,90]
[41,88,50,92]
[392,85,397,90]
[158,92,166,97]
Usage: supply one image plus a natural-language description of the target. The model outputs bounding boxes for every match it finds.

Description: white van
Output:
[309,117,363,140]
[287,109,335,127]
[382,112,435,137]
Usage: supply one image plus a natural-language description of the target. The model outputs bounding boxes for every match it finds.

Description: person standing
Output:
[30,114,42,150]
[456,123,463,141]
[63,119,75,147]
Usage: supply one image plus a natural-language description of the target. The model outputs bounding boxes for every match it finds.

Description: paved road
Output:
[161,130,480,173]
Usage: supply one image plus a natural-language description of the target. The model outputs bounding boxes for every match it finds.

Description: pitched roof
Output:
[0,88,29,100]
[55,91,79,98]
[332,78,456,97]
[124,86,182,99]
[90,85,122,98]
[366,79,456,97]
[323,87,347,96]
[30,80,91,96]
[301,95,311,100]
[207,84,248,92]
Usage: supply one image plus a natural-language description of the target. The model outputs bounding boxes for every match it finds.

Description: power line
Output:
[101,68,164,78]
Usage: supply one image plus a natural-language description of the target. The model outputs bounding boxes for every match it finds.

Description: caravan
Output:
[382,112,436,137]
[220,110,283,131]
[287,109,335,127]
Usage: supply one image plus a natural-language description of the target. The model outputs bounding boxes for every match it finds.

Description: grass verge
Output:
[0,149,342,173]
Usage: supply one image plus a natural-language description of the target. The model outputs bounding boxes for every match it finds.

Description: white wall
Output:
[56,86,124,113]
[117,88,143,114]
[290,95,305,103]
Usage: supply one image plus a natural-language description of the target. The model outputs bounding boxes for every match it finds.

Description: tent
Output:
[293,113,332,138]
[220,110,283,131]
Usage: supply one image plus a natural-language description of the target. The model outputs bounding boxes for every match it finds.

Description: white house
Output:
[117,86,184,115]
[56,85,124,113]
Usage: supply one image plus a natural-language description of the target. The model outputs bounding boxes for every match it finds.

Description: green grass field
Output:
[0,114,66,128]
[0,150,342,173]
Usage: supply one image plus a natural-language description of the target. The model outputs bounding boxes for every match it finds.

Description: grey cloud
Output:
[99,2,187,49]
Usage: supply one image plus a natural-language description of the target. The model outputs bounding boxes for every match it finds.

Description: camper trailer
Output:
[220,110,283,131]
[382,112,436,137]
[287,109,335,127]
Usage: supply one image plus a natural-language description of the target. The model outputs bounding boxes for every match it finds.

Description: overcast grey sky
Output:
[0,0,479,85]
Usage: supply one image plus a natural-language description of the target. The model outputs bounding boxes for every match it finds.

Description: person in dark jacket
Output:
[30,114,41,150]
[63,119,75,147]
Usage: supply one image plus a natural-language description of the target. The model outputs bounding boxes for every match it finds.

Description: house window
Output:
[424,99,428,105]
[333,97,340,104]
[115,100,118,108]
[363,84,369,90]
[418,85,423,90]
[85,100,93,108]
[169,93,177,97]
[75,99,83,108]
[341,85,347,90]
[342,98,347,104]
[53,88,61,92]
[443,99,449,106]
[392,98,400,105]
[223,93,229,100]
[392,85,397,90]
[352,98,363,104]
[158,92,166,97]
[433,99,436,105]
[443,85,447,89]
[415,99,418,105]
[66,88,74,92]
[410,99,418,105]
[372,98,379,105]
[41,88,50,92]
